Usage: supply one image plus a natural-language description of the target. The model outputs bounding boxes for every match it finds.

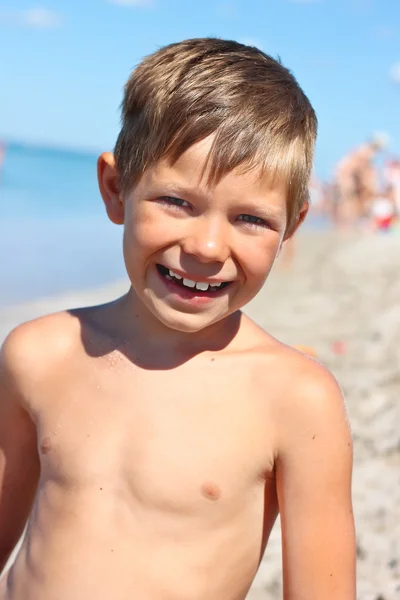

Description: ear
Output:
[97,152,125,225]
[283,201,309,241]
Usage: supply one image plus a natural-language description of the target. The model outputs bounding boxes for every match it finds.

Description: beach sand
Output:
[1,230,399,599]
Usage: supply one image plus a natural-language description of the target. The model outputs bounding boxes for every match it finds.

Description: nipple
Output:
[201,482,221,501]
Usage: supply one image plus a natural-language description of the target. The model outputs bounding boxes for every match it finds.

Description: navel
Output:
[39,437,53,454]
[201,482,221,501]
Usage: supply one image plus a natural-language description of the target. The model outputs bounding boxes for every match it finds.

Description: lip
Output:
[155,266,232,304]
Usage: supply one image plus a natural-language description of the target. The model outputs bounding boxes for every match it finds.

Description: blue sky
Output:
[0,0,399,178]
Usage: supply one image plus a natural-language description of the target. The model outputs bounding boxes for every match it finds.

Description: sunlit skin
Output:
[101,136,292,338]
[0,137,355,600]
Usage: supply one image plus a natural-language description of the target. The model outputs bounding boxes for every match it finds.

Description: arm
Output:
[275,363,356,600]
[0,332,40,574]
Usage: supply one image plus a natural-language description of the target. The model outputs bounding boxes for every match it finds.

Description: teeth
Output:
[164,267,226,291]
[169,269,182,280]
[183,278,196,288]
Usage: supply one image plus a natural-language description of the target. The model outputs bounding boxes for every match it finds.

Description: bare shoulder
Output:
[0,310,84,405]
[267,343,351,458]
[1,310,81,368]
[240,318,350,444]
[279,347,348,429]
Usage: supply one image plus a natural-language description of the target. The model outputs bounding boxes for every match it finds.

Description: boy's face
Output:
[100,137,300,333]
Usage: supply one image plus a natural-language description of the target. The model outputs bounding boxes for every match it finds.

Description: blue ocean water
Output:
[0,142,126,308]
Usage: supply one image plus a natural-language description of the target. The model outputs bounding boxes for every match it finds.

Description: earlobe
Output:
[97,152,125,225]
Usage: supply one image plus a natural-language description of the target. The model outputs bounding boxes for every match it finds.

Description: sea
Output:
[0,141,126,309]
[0,141,329,310]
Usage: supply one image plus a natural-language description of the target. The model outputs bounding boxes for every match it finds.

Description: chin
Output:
[154,310,215,334]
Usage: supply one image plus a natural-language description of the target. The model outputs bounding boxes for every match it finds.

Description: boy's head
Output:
[99,38,317,333]
[114,37,317,236]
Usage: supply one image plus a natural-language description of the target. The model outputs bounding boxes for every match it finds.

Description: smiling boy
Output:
[0,38,356,600]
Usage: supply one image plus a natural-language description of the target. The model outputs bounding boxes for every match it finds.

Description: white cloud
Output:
[106,0,153,7]
[389,62,400,84]
[0,7,62,28]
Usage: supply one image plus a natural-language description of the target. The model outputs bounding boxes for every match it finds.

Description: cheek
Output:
[124,207,170,252]
[238,236,281,282]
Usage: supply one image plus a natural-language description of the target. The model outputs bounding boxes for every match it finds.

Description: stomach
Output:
[3,487,272,600]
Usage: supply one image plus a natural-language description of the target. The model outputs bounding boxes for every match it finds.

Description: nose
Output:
[181,216,230,264]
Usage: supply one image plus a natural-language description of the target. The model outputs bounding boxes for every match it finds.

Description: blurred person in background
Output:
[334,134,387,229]
[384,158,400,218]
[369,185,397,232]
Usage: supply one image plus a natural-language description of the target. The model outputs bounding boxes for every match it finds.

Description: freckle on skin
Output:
[211,358,215,362]
[312,435,316,440]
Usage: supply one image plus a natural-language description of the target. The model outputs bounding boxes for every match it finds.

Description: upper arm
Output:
[0,328,40,566]
[275,362,356,600]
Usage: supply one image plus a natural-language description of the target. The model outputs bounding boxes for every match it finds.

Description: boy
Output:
[0,38,355,600]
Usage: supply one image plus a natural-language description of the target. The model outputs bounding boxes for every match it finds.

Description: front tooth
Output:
[183,278,196,288]
[169,270,182,280]
[211,282,222,288]
[196,282,209,291]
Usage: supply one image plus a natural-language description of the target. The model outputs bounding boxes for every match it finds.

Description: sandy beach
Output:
[1,230,399,600]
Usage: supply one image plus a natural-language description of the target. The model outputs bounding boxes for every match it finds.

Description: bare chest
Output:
[32,358,275,513]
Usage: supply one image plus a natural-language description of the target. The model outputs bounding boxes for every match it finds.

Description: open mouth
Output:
[156,264,232,294]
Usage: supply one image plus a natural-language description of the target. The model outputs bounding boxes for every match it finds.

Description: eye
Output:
[158,196,190,209]
[237,214,268,228]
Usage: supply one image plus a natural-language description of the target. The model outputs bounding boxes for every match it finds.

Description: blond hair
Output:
[115,38,317,234]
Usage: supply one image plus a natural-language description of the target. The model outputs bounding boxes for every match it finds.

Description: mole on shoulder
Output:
[40,437,52,454]
[201,482,221,501]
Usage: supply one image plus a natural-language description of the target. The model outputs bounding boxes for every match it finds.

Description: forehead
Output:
[138,136,288,210]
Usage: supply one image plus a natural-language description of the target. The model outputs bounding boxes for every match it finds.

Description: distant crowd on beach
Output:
[309,134,400,233]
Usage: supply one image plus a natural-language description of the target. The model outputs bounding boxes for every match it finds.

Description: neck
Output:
[107,287,242,367]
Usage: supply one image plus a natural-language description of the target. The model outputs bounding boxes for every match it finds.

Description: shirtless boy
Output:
[0,38,356,600]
